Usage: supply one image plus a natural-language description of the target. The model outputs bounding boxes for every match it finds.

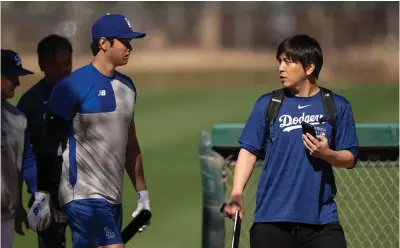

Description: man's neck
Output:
[290,79,319,97]
[44,77,57,88]
[92,55,116,78]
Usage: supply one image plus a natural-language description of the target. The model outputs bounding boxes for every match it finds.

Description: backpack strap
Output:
[262,88,285,153]
[319,87,337,147]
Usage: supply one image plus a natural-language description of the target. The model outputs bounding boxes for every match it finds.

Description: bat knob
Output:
[220,202,241,213]
[220,203,227,213]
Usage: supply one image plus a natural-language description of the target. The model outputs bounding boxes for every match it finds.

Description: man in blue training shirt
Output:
[223,35,359,248]
[17,34,73,248]
[27,14,151,248]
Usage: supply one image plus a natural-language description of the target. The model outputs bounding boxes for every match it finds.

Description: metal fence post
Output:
[199,130,226,248]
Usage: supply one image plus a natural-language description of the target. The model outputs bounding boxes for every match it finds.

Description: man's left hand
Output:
[27,192,52,232]
[132,190,151,232]
[302,133,330,159]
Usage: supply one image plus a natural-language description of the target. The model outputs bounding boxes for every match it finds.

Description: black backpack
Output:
[261,87,337,154]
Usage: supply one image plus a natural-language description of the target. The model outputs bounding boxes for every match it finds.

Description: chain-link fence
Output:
[221,160,399,248]
[199,124,399,248]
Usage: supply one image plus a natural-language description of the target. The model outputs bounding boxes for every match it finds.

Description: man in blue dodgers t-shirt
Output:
[27,14,151,248]
[223,35,359,248]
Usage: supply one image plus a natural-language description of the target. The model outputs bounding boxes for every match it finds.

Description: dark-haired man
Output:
[27,14,151,248]
[223,35,359,248]
[17,34,73,248]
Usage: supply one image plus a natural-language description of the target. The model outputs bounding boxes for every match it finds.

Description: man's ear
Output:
[306,63,315,76]
[98,37,109,51]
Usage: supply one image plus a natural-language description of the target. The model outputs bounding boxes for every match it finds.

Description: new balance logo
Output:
[98,90,107,96]
[104,227,116,239]
[298,104,311,110]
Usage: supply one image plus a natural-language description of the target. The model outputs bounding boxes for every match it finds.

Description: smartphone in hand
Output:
[301,122,317,138]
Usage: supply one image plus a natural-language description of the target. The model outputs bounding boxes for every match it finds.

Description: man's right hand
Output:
[27,192,52,232]
[223,194,244,221]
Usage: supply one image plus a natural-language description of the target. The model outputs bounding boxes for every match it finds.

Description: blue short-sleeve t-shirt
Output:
[239,90,359,224]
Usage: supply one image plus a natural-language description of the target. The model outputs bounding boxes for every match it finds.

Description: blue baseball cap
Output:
[1,49,34,76]
[92,14,146,41]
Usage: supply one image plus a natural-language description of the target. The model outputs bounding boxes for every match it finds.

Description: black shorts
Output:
[250,222,347,248]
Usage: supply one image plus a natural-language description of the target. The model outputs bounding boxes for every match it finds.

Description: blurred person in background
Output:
[223,35,359,248]
[17,34,73,248]
[1,49,33,248]
[27,14,151,248]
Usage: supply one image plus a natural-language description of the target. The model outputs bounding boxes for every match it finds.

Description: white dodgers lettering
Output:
[279,112,324,132]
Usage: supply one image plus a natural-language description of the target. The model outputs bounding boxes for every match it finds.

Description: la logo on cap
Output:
[15,55,21,66]
[125,18,132,28]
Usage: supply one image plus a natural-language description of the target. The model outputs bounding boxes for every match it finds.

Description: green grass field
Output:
[9,73,399,248]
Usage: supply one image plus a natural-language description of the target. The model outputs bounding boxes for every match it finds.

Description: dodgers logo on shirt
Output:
[279,112,323,132]
[278,112,327,136]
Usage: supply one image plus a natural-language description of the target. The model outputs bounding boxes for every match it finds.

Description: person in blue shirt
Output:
[17,34,73,248]
[27,14,151,248]
[223,35,359,248]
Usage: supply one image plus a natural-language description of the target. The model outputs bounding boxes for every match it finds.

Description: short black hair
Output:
[37,34,73,68]
[90,37,115,56]
[276,35,323,80]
